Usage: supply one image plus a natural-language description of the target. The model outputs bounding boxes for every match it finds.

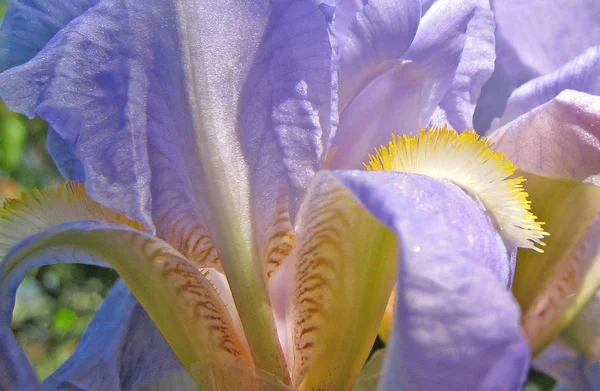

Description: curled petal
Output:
[334,0,421,110]
[492,0,600,76]
[405,0,495,128]
[490,90,600,182]
[0,0,98,70]
[474,0,600,132]
[329,60,428,169]
[0,184,252,390]
[333,171,529,391]
[492,47,600,129]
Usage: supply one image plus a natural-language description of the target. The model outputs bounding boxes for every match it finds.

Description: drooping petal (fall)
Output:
[334,170,529,391]
[0,184,252,390]
[43,280,194,391]
[283,171,398,390]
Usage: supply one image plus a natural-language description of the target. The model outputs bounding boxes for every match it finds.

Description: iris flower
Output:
[0,1,599,390]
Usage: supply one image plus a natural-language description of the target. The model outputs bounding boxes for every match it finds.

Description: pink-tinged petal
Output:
[329,60,428,169]
[334,0,421,111]
[474,0,600,132]
[491,90,600,182]
[492,47,600,130]
[332,171,528,391]
[405,0,494,128]
[534,341,600,391]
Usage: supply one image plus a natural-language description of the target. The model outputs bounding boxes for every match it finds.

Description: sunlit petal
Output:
[492,47,600,130]
[0,184,252,390]
[562,291,600,360]
[490,90,600,356]
[490,90,600,183]
[405,0,495,128]
[329,60,428,169]
[0,0,337,376]
[288,172,397,390]
[334,0,421,111]
[333,171,529,391]
[474,0,600,132]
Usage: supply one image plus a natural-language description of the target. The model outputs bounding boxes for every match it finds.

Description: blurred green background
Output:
[0,1,557,389]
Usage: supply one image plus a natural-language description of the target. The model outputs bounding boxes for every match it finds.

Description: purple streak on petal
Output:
[491,90,600,182]
[492,47,600,130]
[336,0,421,111]
[405,0,493,128]
[535,341,600,391]
[428,0,495,131]
[44,280,190,391]
[329,60,428,169]
[474,0,600,132]
[0,0,99,70]
[330,170,529,390]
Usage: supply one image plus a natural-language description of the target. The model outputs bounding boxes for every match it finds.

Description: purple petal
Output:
[329,60,428,169]
[46,127,84,181]
[474,0,600,132]
[493,0,600,76]
[331,170,529,391]
[334,0,421,110]
[0,324,39,390]
[534,341,600,391]
[43,280,191,391]
[427,0,495,130]
[405,0,495,128]
[491,90,600,182]
[0,0,99,70]
[492,47,600,129]
[0,222,188,390]
[0,0,336,277]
